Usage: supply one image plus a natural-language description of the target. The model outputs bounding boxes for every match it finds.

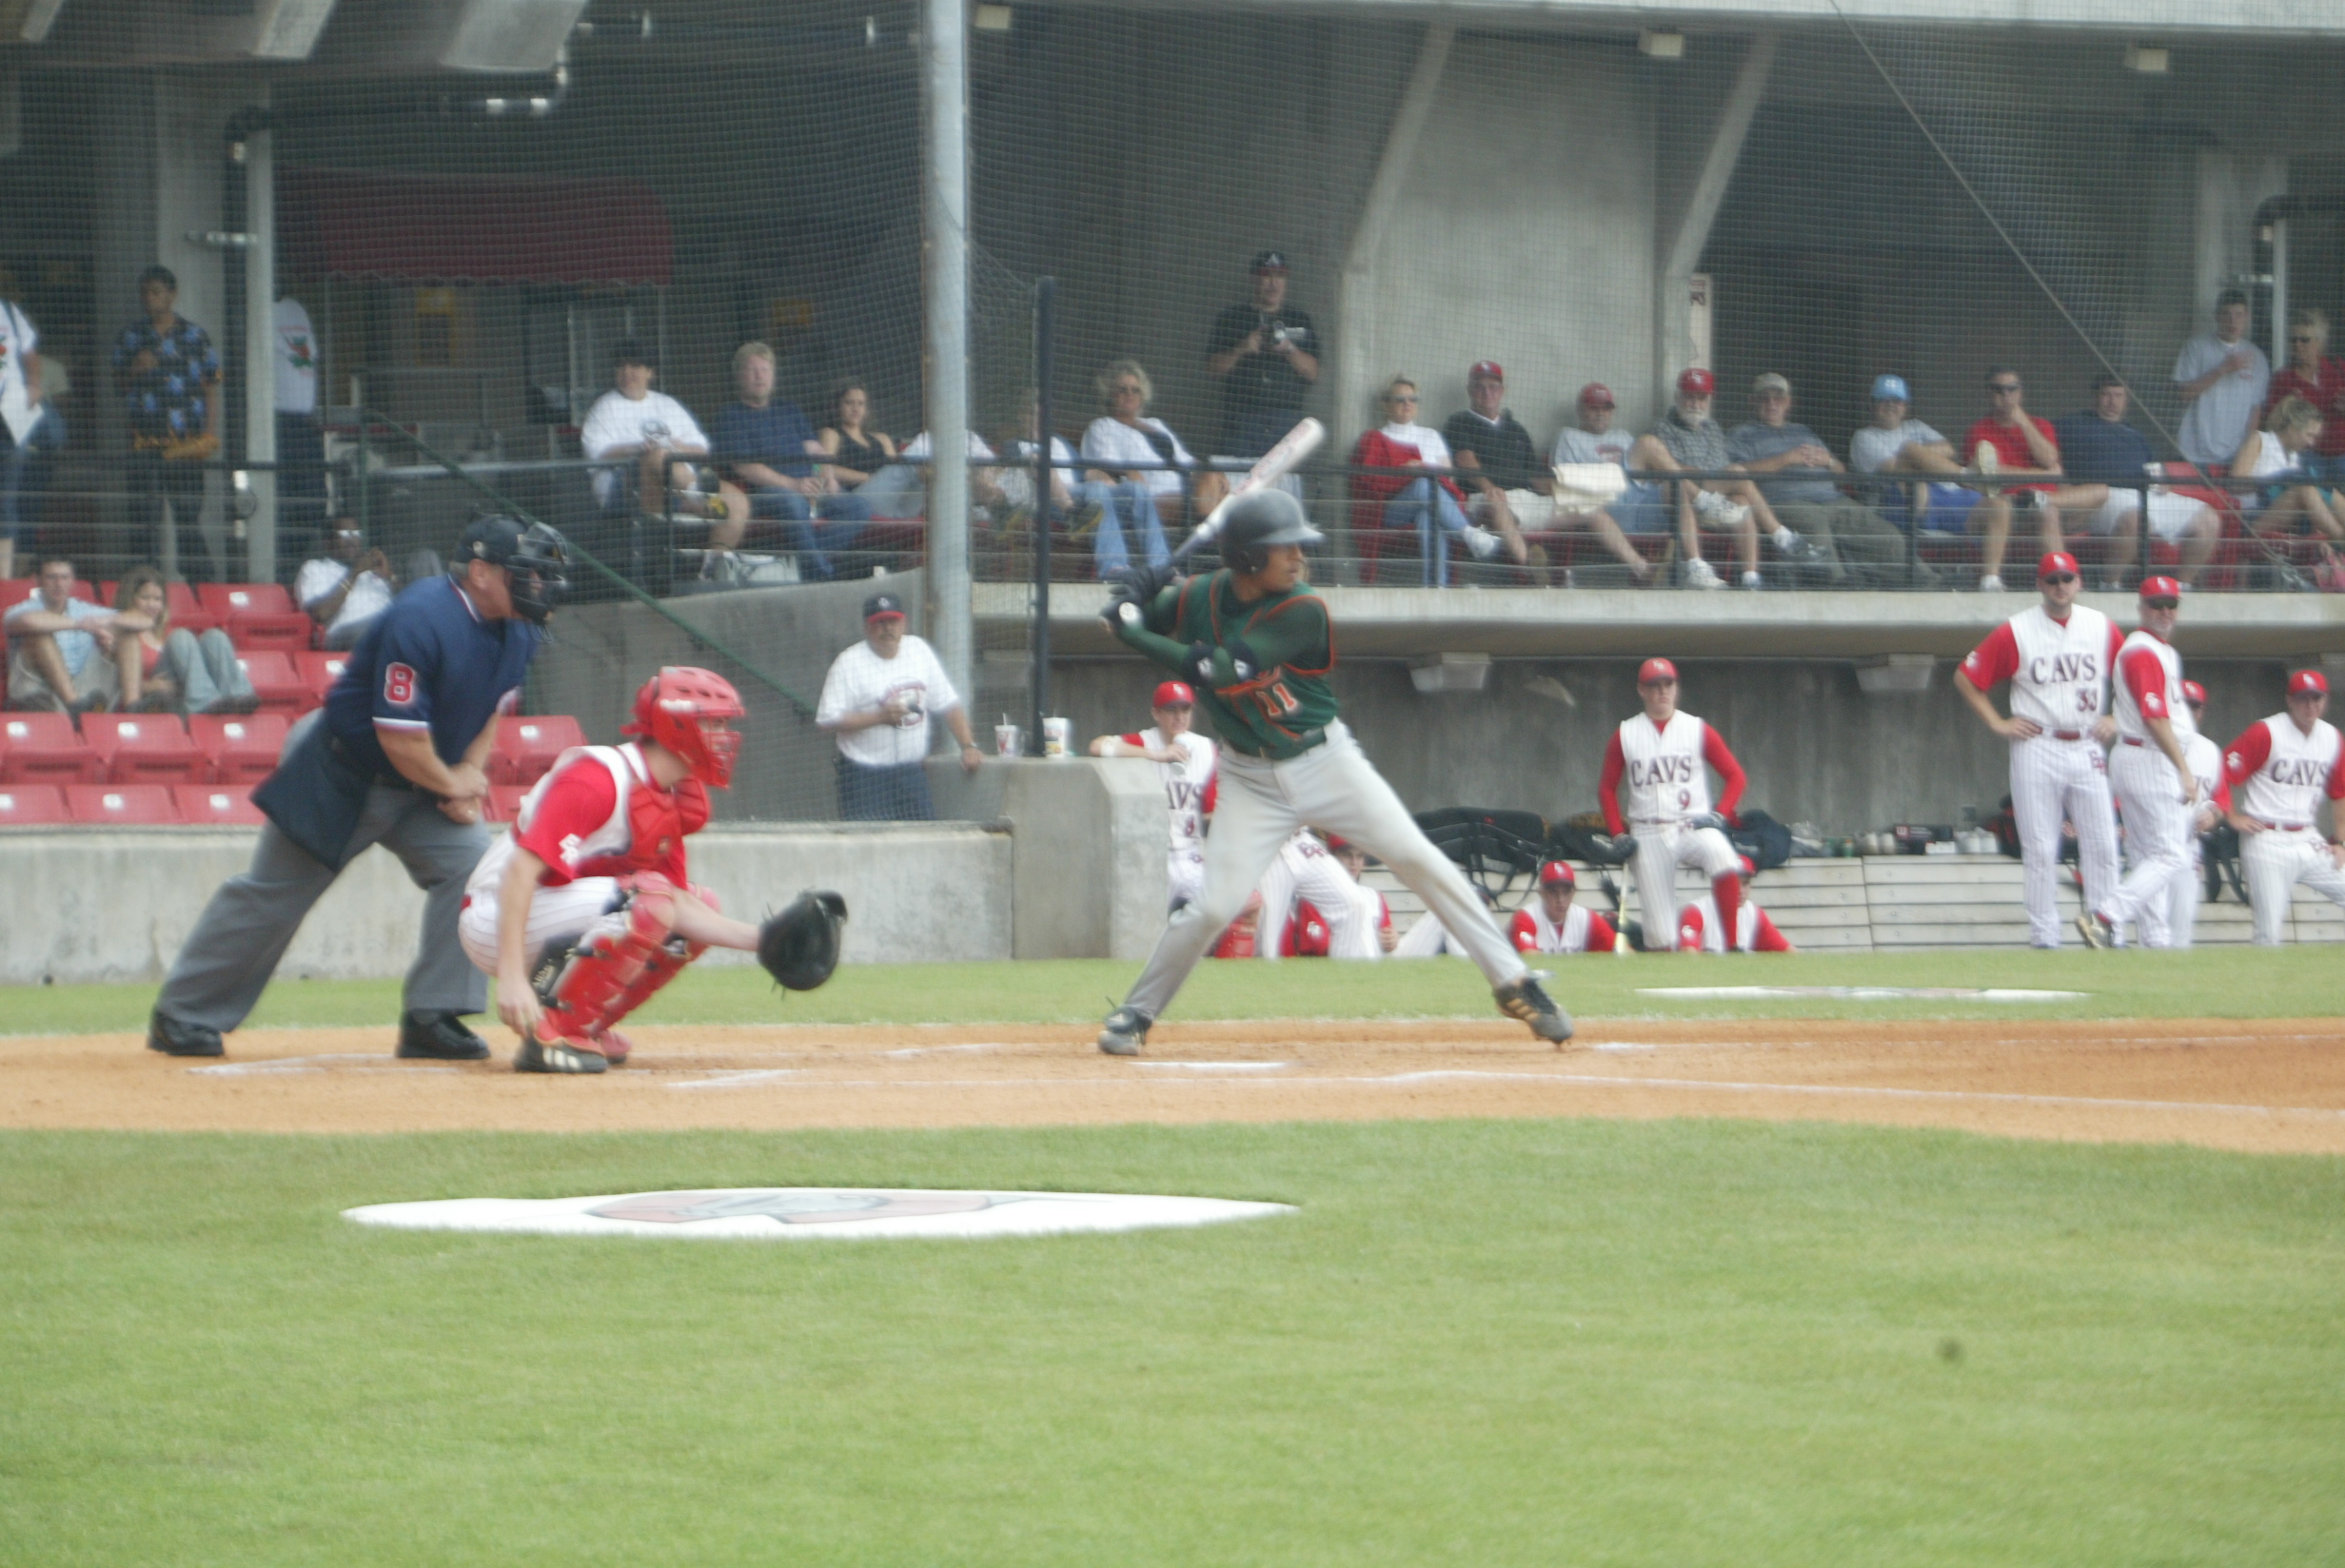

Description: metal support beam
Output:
[1653,32,1773,395]
[921,0,973,705]
[1335,21,1452,454]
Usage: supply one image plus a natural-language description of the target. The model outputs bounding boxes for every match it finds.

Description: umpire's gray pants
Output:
[157,786,490,1033]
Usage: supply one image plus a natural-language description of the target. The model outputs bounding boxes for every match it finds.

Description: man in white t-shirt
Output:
[2172,290,2272,467]
[296,516,399,650]
[1848,372,2012,589]
[579,340,744,548]
[1090,678,1218,911]
[272,294,328,562]
[815,591,984,820]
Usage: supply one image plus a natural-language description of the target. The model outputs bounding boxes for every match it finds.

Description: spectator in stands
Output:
[1205,250,1319,459]
[1080,360,1224,578]
[111,265,220,579]
[272,291,327,565]
[816,381,900,497]
[1350,377,1513,586]
[882,427,1012,525]
[2173,288,2271,467]
[110,566,255,715]
[1962,366,2108,570]
[1849,373,2012,590]
[815,590,983,820]
[2055,375,2220,588]
[4,558,118,714]
[1728,373,1922,588]
[1547,382,1661,585]
[297,516,398,650]
[2233,395,2340,544]
[579,340,744,549]
[1438,361,1539,566]
[993,387,1080,548]
[0,286,47,582]
[1629,368,1780,590]
[2268,308,2345,461]
[714,342,872,581]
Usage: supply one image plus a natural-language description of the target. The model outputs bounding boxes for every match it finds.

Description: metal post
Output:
[354,368,369,549]
[1030,277,1055,754]
[920,0,973,710]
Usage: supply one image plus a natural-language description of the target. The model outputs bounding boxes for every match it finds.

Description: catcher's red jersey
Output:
[514,742,710,887]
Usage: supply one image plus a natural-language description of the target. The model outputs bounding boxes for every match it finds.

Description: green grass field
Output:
[5,951,2340,1564]
[4,944,2340,1036]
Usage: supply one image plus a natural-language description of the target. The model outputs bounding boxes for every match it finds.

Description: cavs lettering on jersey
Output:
[2112,631,2195,745]
[1961,604,2121,732]
[1606,712,1743,827]
[2225,715,2345,825]
[1508,901,1615,954]
[465,742,709,907]
[1122,726,1217,853]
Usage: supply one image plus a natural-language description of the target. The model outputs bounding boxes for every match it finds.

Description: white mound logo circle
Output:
[344,1187,1294,1241]
[589,1189,999,1225]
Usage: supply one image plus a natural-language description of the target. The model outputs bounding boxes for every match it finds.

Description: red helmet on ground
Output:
[624,665,746,788]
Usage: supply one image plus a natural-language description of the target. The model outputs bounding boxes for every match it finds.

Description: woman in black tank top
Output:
[818,382,897,489]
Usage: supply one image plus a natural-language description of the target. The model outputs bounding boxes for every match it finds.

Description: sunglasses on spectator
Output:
[2040,573,2078,585]
[2292,334,2319,343]
[1987,382,2022,394]
[2143,597,2180,610]
[1110,383,1143,397]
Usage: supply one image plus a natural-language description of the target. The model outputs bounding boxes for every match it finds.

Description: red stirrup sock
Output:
[1711,873,1742,947]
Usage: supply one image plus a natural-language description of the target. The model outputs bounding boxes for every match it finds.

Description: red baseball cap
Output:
[1153,680,1195,709]
[1468,360,1504,383]
[2181,679,2208,706]
[1638,657,1679,686]
[1326,833,1353,852]
[1676,367,1716,397]
[1578,382,1616,408]
[2289,669,2328,697]
[2139,575,2182,600]
[1537,860,1577,888]
[2038,551,2080,580]
[1736,855,1757,878]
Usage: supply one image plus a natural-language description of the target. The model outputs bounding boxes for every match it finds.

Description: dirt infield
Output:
[7,1015,2345,1154]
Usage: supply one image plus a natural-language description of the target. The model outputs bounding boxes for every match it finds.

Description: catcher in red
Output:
[458,666,846,1073]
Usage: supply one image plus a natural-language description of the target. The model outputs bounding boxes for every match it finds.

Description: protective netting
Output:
[2,2,2343,821]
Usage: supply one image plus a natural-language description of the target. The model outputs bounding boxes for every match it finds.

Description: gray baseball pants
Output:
[157,786,490,1032]
[1121,720,1527,1020]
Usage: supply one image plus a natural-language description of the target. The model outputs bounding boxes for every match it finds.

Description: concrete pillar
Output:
[243,104,278,582]
[1653,34,1773,406]
[920,0,973,711]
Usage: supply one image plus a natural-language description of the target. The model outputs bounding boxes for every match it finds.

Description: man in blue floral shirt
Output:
[112,265,221,578]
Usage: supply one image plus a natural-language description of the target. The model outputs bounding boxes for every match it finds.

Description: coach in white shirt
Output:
[816,591,984,820]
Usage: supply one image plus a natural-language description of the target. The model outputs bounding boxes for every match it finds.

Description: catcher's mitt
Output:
[758,890,847,991]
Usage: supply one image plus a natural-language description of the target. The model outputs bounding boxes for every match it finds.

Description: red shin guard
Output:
[540,874,681,1052]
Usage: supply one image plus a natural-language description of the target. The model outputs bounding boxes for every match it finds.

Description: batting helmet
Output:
[455,514,571,626]
[1217,488,1323,573]
[624,666,746,789]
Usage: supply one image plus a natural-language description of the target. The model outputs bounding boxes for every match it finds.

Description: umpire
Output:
[147,516,569,1060]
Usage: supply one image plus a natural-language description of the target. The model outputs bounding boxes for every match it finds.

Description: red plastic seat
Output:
[199,583,313,651]
[3,578,97,611]
[83,713,205,784]
[486,783,530,823]
[174,783,267,826]
[66,783,183,825]
[489,715,586,785]
[236,651,314,716]
[190,713,290,783]
[0,712,98,784]
[294,651,349,702]
[0,783,69,825]
[165,581,216,635]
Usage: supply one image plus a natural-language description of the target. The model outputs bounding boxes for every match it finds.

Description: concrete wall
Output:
[1001,756,1169,959]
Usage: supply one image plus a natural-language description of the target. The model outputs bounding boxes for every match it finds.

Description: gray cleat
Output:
[1097,1006,1153,1057]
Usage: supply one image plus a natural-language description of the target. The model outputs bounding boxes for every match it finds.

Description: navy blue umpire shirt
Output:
[324,575,542,777]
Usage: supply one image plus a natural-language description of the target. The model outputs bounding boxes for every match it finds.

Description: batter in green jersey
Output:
[1094,489,1572,1055]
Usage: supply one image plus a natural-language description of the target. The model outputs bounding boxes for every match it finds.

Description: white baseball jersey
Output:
[2228,715,2345,827]
[2186,733,2224,813]
[2111,630,2194,746]
[1508,900,1603,954]
[1614,712,1716,825]
[1255,828,1381,961]
[1126,726,1216,858]
[1959,603,2118,732]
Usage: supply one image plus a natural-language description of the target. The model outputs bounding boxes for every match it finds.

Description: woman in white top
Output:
[2235,394,2339,543]
[1077,360,1226,578]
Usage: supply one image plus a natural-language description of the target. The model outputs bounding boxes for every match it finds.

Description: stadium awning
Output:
[278,167,672,287]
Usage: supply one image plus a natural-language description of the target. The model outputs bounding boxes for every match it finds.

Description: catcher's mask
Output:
[454,514,571,626]
[625,665,745,788]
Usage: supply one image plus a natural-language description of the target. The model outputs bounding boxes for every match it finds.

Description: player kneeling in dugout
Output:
[458,666,845,1073]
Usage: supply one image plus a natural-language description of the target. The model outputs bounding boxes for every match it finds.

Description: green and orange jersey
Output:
[1115,569,1338,759]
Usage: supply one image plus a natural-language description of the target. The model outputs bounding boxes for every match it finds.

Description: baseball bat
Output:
[1168,417,1326,566]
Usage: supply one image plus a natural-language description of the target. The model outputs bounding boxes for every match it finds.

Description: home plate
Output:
[1641,987,2086,1002]
[345,1187,1295,1241]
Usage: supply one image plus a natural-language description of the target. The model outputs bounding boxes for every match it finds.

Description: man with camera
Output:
[1205,250,1320,459]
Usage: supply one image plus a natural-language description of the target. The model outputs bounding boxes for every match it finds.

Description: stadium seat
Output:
[0,784,69,825]
[190,713,290,783]
[0,712,98,784]
[83,713,205,784]
[66,783,182,825]
[295,650,349,702]
[166,580,217,635]
[174,783,267,826]
[1,578,97,612]
[236,651,314,715]
[199,582,313,651]
[489,715,585,785]
[487,783,530,823]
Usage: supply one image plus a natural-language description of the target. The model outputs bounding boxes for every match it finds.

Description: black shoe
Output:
[1097,1006,1153,1057]
[513,1034,609,1074]
[396,1010,491,1061]
[148,1009,225,1058]
[1495,975,1575,1045]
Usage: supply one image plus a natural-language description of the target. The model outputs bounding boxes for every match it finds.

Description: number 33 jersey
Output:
[1961,604,2121,733]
